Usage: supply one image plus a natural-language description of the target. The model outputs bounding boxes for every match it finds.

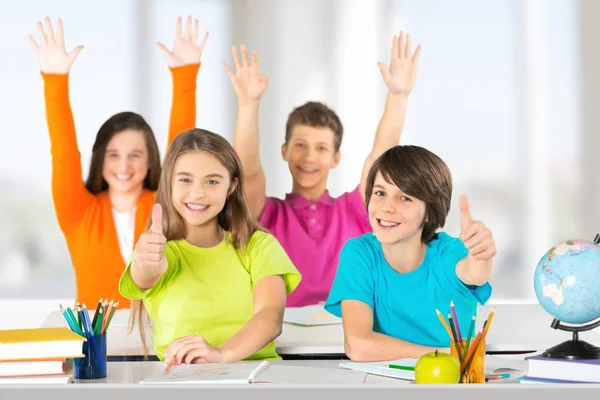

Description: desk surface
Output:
[40,303,600,357]
[65,355,529,385]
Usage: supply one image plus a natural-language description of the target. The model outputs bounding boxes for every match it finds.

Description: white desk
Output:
[40,303,600,358]
[4,356,600,399]
[63,355,528,385]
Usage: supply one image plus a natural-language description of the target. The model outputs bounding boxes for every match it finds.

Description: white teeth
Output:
[116,174,132,180]
[186,204,208,211]
[379,219,399,227]
[299,167,317,172]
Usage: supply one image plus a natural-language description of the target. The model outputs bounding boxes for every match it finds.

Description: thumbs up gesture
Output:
[134,203,168,274]
[459,195,496,261]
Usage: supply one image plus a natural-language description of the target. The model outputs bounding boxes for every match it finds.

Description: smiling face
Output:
[171,151,236,230]
[101,129,149,194]
[368,171,427,245]
[281,124,341,196]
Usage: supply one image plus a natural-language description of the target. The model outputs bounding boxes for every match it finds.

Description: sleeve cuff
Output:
[170,63,200,92]
[42,72,70,100]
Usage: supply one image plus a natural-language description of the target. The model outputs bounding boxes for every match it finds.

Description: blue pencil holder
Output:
[74,333,107,379]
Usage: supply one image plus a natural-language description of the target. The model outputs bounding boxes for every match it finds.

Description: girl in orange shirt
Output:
[28,16,208,307]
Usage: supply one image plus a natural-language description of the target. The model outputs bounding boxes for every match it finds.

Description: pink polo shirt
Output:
[259,186,372,306]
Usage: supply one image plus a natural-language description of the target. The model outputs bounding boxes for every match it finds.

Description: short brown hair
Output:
[365,145,453,244]
[285,102,343,152]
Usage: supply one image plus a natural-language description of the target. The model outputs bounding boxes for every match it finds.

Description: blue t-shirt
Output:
[324,232,492,348]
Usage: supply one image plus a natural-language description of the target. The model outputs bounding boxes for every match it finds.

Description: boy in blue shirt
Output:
[325,145,495,361]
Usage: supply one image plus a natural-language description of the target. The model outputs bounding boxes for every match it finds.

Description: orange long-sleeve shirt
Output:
[42,63,200,308]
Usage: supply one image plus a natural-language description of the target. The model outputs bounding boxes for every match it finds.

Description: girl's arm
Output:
[30,17,92,234]
[164,275,287,364]
[157,16,208,146]
[341,300,446,362]
[218,275,286,361]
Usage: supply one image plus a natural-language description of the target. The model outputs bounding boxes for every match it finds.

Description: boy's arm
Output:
[157,16,209,146]
[222,45,269,219]
[359,32,421,200]
[456,195,496,286]
[341,300,447,362]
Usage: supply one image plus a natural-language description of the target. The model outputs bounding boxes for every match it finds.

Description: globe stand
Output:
[541,318,600,360]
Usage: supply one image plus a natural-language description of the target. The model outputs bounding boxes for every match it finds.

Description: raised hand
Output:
[134,203,167,273]
[28,17,84,74]
[222,44,268,105]
[164,334,226,366]
[157,16,209,68]
[377,31,421,96]
[459,195,496,261]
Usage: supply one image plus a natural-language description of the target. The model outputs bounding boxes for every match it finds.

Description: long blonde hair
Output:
[128,128,262,357]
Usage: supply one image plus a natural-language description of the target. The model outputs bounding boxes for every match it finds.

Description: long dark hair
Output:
[84,112,161,193]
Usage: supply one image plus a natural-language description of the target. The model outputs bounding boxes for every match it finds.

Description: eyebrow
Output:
[373,183,409,195]
[106,149,144,153]
[175,172,225,179]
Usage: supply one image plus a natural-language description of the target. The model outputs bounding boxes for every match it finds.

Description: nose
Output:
[303,147,316,162]
[190,183,207,200]
[380,199,396,214]
[118,157,129,172]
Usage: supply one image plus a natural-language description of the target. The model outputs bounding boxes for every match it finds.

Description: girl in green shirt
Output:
[120,129,301,365]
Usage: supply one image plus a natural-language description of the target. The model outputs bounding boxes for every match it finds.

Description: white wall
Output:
[0,0,587,307]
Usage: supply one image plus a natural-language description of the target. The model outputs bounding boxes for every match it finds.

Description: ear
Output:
[331,151,341,169]
[281,143,289,161]
[228,177,238,197]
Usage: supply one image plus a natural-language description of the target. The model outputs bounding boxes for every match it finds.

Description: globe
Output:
[534,239,600,325]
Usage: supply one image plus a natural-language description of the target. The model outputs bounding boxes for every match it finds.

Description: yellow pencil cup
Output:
[450,337,485,384]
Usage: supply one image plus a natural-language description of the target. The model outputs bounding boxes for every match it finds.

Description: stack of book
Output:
[519,354,600,384]
[0,327,85,384]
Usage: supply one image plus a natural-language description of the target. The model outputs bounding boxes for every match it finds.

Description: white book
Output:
[339,358,417,381]
[283,304,342,326]
[0,374,71,384]
[140,361,270,384]
[0,359,65,377]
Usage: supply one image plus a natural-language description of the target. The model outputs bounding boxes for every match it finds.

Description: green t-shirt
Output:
[119,230,301,361]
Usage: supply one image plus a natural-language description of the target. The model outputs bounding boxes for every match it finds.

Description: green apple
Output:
[414,350,460,384]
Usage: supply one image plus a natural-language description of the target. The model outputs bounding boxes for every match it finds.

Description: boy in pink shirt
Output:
[222,32,421,306]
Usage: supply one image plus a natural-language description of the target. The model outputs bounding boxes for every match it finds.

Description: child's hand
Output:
[28,17,84,74]
[164,334,226,365]
[133,203,167,273]
[222,45,268,105]
[157,16,209,68]
[377,31,421,97]
[459,195,496,261]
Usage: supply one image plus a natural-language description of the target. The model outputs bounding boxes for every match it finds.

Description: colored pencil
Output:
[435,309,454,340]
[450,300,462,342]
[104,301,119,333]
[90,298,103,330]
[60,304,80,334]
[461,315,476,361]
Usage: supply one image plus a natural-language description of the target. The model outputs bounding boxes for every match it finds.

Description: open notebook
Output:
[339,358,417,380]
[140,361,270,384]
[283,304,342,326]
